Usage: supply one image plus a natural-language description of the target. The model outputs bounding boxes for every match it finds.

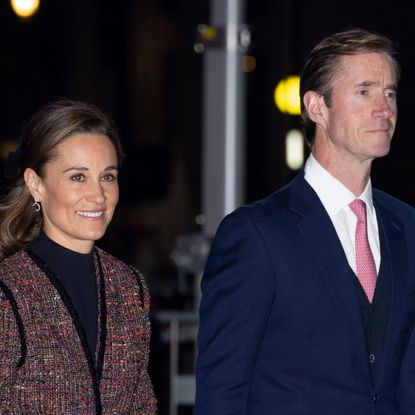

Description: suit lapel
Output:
[290,173,370,379]
[373,197,408,388]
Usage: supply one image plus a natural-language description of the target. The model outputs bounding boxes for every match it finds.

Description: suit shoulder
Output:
[0,249,33,284]
[373,189,415,218]
[219,183,294,229]
[95,247,151,310]
[95,247,131,270]
[232,183,292,216]
[95,247,148,286]
[0,248,29,267]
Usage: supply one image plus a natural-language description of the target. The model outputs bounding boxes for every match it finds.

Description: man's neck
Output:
[312,151,372,197]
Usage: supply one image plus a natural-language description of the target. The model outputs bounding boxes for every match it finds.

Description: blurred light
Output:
[197,24,217,41]
[195,214,206,226]
[274,75,301,115]
[194,43,205,54]
[10,0,40,19]
[194,24,223,54]
[285,129,304,170]
[242,55,256,73]
[239,26,251,52]
[0,141,19,159]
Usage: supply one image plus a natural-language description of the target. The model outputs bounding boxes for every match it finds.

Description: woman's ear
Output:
[303,91,328,127]
[24,168,43,202]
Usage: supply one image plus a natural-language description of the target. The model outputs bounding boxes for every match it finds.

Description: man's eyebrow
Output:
[386,84,398,91]
[357,80,397,90]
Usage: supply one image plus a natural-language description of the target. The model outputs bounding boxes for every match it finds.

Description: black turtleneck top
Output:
[30,232,98,355]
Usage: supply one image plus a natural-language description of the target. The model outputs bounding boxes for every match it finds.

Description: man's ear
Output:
[24,168,43,202]
[303,91,328,127]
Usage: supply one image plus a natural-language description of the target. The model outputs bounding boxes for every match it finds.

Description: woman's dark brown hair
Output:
[0,99,123,261]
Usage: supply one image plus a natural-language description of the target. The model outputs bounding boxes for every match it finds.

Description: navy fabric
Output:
[196,171,415,415]
[352,221,392,387]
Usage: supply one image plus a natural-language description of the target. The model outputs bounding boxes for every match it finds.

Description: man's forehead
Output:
[334,53,398,83]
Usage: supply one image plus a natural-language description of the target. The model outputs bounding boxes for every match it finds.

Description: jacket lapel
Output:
[26,249,104,379]
[289,172,371,379]
[373,196,408,388]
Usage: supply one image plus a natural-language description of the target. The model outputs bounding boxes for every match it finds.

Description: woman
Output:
[0,99,157,414]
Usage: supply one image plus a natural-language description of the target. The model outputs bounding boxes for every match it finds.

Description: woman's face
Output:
[26,133,119,253]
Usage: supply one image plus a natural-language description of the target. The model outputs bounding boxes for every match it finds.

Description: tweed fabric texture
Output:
[0,247,157,414]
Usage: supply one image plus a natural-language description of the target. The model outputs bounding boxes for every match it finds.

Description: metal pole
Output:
[202,0,246,236]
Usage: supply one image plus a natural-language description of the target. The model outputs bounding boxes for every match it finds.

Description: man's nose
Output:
[373,95,395,119]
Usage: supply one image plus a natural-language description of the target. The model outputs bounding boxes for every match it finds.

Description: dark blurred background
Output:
[1,1,414,414]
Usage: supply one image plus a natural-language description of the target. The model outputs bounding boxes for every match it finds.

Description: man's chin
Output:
[372,145,391,159]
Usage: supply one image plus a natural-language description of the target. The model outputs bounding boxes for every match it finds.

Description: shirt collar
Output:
[304,153,375,218]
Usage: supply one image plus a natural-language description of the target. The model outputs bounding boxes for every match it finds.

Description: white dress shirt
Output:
[304,154,380,274]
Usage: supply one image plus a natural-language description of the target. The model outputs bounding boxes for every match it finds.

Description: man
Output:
[196,28,415,414]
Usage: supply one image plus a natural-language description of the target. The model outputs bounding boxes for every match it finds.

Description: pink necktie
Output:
[349,199,377,303]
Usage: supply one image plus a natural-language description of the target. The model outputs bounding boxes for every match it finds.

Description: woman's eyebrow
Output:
[62,165,118,173]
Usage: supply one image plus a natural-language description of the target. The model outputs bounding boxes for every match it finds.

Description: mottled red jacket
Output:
[0,247,157,414]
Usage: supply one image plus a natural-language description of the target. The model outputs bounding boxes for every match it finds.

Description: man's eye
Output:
[358,89,369,96]
[385,91,397,99]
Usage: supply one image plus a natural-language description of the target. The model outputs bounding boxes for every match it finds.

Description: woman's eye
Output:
[70,174,85,182]
[102,173,117,182]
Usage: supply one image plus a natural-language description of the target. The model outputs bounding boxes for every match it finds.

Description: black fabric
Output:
[352,220,392,386]
[30,232,98,356]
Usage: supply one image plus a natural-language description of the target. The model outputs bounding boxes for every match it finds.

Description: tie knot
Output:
[349,199,367,223]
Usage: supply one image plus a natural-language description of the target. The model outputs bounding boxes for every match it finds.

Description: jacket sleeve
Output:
[398,324,415,413]
[0,284,21,402]
[195,209,276,414]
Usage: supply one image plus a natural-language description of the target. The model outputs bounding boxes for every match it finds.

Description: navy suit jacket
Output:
[196,172,415,414]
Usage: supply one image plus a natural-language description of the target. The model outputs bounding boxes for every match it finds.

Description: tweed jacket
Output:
[0,246,157,415]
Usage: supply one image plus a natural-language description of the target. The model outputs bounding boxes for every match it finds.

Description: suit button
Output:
[373,394,378,403]
[369,353,375,363]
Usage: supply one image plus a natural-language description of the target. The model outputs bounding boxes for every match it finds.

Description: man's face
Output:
[321,52,397,164]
